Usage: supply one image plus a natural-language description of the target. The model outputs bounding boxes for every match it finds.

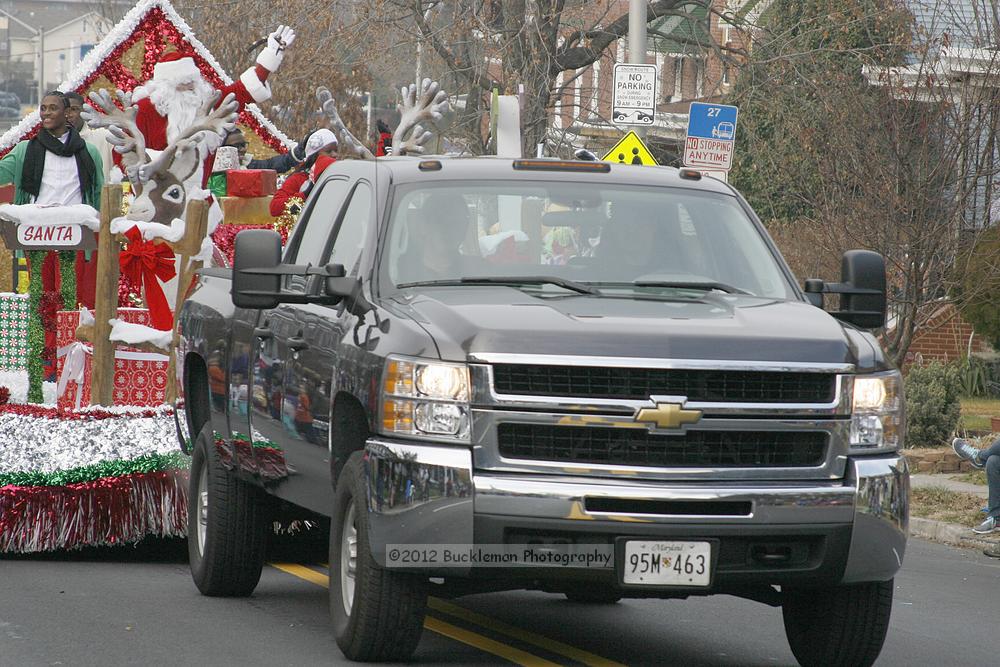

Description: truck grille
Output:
[492,364,836,403]
[498,424,828,468]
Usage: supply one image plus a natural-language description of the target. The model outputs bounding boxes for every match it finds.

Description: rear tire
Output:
[782,579,893,667]
[187,424,268,596]
[329,453,428,661]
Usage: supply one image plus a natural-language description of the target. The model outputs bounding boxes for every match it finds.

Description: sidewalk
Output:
[909,472,997,552]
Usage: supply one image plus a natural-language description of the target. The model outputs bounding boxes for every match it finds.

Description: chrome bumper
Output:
[363,439,908,582]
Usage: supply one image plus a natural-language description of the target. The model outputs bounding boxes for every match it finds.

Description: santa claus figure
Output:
[127,25,296,188]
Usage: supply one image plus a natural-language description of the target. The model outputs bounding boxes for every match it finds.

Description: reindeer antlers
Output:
[393,78,449,156]
[316,87,374,160]
[171,91,239,148]
[82,88,147,172]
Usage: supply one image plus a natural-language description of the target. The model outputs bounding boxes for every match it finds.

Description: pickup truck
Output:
[175,157,908,666]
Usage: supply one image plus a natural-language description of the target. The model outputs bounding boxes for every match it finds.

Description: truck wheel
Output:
[329,453,428,661]
[782,579,893,667]
[563,587,622,604]
[187,424,267,596]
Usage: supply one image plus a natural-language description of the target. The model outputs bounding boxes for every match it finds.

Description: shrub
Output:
[904,361,962,447]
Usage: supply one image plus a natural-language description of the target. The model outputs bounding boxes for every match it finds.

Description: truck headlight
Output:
[381,357,470,441]
[850,371,903,452]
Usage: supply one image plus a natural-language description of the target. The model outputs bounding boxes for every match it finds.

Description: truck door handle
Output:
[254,326,272,340]
[288,336,309,351]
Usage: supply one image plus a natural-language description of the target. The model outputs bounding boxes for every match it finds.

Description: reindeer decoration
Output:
[81,89,238,226]
[316,78,449,160]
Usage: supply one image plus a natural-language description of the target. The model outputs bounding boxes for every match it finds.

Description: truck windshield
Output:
[383,181,793,299]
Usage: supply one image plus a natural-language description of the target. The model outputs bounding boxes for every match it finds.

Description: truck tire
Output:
[563,587,622,604]
[187,424,267,596]
[781,579,893,667]
[329,453,428,661]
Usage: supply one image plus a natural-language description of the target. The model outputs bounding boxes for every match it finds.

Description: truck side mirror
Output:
[232,230,282,309]
[804,250,886,329]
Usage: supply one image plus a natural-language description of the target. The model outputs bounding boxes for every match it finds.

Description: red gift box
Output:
[226,169,277,197]
[55,309,169,409]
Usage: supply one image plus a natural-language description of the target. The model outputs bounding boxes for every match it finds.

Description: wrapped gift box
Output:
[56,308,169,409]
[220,196,275,225]
[226,169,277,197]
[0,292,29,372]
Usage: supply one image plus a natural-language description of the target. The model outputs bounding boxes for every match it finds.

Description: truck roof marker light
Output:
[678,169,702,180]
[418,160,442,171]
[513,159,611,173]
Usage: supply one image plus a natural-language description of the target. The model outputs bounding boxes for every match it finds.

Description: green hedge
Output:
[904,361,962,447]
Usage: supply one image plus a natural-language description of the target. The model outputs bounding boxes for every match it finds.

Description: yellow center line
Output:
[269,563,561,666]
[428,596,626,667]
[423,616,563,667]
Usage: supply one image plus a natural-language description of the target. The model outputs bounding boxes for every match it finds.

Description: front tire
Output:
[329,453,428,661]
[782,579,893,667]
[187,424,268,596]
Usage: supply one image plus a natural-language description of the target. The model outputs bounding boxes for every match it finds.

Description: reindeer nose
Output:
[127,198,155,222]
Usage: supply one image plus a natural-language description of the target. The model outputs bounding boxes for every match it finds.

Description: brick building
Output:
[892,304,995,370]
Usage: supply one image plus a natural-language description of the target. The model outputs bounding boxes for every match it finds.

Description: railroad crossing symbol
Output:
[602,131,658,166]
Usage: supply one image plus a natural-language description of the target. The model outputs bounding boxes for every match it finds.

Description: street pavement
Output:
[1,537,998,666]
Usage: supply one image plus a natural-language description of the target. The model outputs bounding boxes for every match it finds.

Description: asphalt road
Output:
[1,537,998,666]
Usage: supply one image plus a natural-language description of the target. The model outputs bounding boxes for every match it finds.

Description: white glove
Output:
[257,25,296,71]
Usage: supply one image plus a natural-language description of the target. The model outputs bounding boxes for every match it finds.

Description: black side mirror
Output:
[323,263,358,302]
[232,230,282,309]
[804,250,886,329]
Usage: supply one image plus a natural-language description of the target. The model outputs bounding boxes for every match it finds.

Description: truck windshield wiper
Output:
[396,276,600,295]
[630,281,753,295]
[459,276,601,295]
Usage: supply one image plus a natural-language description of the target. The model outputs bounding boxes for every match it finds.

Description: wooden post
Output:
[166,198,210,403]
[91,184,122,406]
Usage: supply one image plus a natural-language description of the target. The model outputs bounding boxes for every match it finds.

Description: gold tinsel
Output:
[120,181,132,216]
[274,196,304,236]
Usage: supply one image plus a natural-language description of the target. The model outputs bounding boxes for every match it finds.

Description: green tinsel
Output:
[26,250,46,404]
[0,452,190,487]
[58,251,76,311]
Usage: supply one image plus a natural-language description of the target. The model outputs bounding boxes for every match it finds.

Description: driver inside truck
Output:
[595,199,681,279]
[396,192,479,282]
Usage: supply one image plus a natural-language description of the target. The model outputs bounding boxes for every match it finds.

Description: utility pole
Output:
[628,0,648,140]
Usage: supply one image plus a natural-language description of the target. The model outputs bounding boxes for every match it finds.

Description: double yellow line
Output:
[271,563,624,667]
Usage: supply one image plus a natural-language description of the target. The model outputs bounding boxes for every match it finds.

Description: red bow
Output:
[119,226,176,330]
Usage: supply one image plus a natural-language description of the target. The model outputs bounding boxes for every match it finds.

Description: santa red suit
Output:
[124,25,296,189]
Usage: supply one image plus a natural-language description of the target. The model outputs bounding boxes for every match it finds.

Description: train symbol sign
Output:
[683,102,739,170]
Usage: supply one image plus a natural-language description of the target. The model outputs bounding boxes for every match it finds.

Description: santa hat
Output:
[153,51,200,81]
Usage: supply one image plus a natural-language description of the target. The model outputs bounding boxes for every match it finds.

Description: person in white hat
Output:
[128,25,296,189]
[269,128,338,217]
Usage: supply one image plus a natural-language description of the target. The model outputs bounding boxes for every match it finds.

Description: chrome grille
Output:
[497,423,828,468]
[492,364,836,403]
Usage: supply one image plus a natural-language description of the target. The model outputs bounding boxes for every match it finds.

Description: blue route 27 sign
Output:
[683,102,739,170]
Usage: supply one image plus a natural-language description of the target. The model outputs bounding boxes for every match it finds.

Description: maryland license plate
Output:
[622,540,712,586]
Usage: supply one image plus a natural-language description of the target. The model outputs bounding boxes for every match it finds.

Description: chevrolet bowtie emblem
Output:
[634,402,702,430]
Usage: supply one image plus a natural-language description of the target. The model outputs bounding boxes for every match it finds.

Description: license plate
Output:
[622,540,712,586]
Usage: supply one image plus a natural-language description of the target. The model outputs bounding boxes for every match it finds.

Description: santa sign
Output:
[17,224,83,247]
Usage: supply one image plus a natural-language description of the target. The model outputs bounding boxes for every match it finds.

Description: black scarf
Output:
[21,126,96,202]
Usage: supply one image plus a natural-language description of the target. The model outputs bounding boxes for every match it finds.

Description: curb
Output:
[910,517,999,550]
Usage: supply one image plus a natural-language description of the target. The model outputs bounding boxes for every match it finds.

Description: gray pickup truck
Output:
[175,157,908,666]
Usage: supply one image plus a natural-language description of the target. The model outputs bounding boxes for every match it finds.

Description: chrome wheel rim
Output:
[196,465,208,558]
[340,501,357,616]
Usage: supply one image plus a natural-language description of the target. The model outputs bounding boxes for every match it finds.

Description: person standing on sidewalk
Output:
[952,437,1000,534]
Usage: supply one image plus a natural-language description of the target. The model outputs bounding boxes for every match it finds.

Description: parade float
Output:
[0,0,294,553]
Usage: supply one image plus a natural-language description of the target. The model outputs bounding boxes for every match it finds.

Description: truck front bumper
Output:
[362,438,908,587]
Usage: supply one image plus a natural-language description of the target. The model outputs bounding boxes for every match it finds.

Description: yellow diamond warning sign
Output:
[602,131,658,166]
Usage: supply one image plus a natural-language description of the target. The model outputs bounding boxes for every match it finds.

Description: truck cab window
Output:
[286,177,351,291]
[324,182,372,276]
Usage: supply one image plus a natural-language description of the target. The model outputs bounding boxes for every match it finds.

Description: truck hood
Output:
[393,286,885,369]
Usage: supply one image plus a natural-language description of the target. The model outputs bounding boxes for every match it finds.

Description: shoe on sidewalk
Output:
[973,516,998,535]
[952,438,985,469]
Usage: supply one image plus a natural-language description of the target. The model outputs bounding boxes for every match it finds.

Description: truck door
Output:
[277,180,374,514]
[247,176,353,509]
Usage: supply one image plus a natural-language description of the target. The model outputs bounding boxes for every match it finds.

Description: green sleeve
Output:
[88,143,104,209]
[0,144,21,186]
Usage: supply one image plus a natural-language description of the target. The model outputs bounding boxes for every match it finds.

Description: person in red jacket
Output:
[269,129,337,217]
[126,25,296,190]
